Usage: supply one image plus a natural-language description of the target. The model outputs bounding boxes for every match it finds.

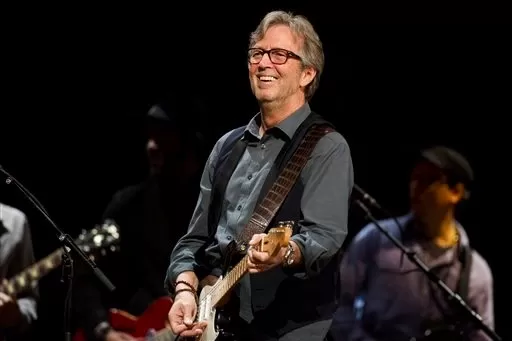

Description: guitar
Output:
[196,221,293,341]
[73,222,292,341]
[72,296,176,341]
[0,221,120,297]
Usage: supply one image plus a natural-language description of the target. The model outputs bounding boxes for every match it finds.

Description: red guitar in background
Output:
[73,297,175,341]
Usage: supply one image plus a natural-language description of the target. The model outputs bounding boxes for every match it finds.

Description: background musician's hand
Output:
[168,290,206,337]
[0,287,22,328]
[247,233,287,273]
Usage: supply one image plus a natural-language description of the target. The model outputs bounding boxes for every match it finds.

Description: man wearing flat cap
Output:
[72,100,205,341]
[330,146,494,341]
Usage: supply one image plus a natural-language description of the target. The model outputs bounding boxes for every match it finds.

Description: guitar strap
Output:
[234,124,334,250]
[456,243,472,301]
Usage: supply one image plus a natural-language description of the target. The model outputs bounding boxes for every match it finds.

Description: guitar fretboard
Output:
[210,254,249,308]
[0,248,66,296]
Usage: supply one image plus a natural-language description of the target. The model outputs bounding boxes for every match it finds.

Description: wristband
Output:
[175,280,196,291]
[174,288,198,304]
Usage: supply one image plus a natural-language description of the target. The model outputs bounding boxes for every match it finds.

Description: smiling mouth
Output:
[257,75,277,82]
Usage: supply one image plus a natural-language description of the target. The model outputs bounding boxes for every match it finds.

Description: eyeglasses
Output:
[247,48,302,65]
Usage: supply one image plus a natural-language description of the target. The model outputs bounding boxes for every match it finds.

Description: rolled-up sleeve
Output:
[164,134,227,291]
[291,132,353,278]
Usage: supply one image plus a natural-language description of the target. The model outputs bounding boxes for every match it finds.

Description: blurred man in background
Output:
[73,99,206,341]
[330,146,494,341]
[0,202,38,341]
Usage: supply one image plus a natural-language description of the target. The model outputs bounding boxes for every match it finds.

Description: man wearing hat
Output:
[73,101,204,341]
[330,146,494,341]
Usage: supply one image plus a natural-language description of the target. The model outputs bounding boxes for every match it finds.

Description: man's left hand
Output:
[247,233,288,273]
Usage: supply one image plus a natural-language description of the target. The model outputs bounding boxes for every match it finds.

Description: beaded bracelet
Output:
[174,288,198,304]
[175,280,196,292]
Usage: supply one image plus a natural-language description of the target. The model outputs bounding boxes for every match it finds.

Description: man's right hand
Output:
[168,290,206,337]
[104,329,136,341]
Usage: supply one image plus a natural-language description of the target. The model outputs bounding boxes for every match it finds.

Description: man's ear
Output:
[300,66,316,88]
[449,183,466,204]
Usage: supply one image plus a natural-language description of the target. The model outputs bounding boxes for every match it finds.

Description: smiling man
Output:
[165,10,354,341]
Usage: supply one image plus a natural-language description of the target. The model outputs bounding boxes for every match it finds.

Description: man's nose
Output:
[258,52,273,68]
[147,138,159,151]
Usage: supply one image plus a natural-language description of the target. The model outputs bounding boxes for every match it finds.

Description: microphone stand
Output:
[352,185,501,341]
[0,165,115,341]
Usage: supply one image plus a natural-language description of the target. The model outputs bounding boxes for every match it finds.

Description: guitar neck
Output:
[0,248,65,296]
[209,254,249,308]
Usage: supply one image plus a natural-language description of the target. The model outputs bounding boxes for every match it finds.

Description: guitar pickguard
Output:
[197,283,219,341]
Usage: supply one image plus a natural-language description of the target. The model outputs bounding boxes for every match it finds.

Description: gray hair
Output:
[249,10,324,100]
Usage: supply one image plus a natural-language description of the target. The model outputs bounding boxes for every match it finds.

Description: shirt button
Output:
[237,205,242,210]
[248,174,252,180]
[261,144,266,149]
[227,236,232,240]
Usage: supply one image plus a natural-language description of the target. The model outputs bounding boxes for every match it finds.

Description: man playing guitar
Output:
[165,10,353,341]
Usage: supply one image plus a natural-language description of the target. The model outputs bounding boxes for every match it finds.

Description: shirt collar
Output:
[244,102,311,141]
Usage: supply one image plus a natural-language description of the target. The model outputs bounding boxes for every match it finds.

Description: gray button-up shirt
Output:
[331,213,494,341]
[0,203,38,338]
[166,102,354,321]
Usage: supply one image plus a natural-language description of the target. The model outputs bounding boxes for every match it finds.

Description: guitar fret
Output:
[249,216,267,229]
[259,205,274,216]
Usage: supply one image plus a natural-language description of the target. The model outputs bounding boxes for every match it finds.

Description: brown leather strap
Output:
[236,124,334,250]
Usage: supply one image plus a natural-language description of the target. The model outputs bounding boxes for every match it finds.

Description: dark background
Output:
[1,4,509,340]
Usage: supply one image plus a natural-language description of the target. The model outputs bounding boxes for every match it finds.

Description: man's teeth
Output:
[259,76,276,81]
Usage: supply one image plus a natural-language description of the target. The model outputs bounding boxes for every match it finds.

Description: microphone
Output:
[352,182,407,267]
[353,183,382,210]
